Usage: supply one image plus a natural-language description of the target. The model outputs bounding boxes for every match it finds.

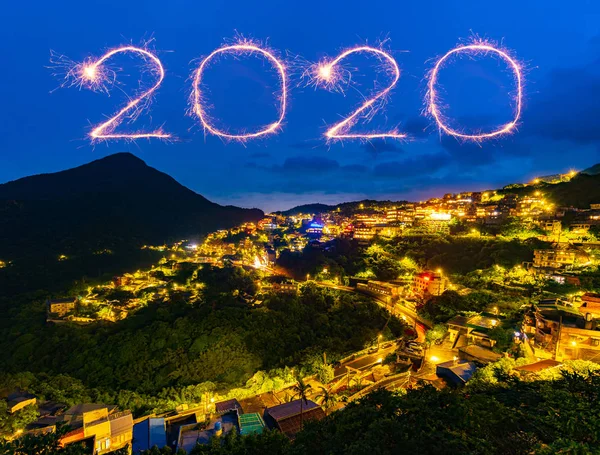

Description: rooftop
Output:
[215,399,242,414]
[266,399,320,421]
[515,359,562,373]
[436,360,477,385]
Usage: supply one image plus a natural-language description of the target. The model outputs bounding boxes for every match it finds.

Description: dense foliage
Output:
[162,366,600,455]
[0,424,129,455]
[0,270,402,415]
[278,235,546,283]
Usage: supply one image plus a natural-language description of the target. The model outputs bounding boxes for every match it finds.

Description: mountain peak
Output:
[0,154,263,262]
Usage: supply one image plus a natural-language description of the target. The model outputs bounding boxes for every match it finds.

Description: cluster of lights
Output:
[53,37,525,144]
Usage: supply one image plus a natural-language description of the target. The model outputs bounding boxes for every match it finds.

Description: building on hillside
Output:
[412,271,448,299]
[59,404,133,454]
[522,303,600,361]
[570,223,591,234]
[458,345,502,364]
[533,248,589,270]
[435,360,477,387]
[514,359,562,376]
[132,418,167,453]
[258,217,278,231]
[6,391,36,414]
[263,400,325,439]
[47,298,77,318]
[447,314,499,349]
[238,413,265,436]
[386,208,415,224]
[353,224,375,241]
[305,218,324,236]
[272,281,299,294]
[366,281,403,299]
[215,399,242,415]
[578,293,600,319]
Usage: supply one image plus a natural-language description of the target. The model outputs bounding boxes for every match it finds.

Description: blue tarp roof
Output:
[133,418,167,453]
[436,360,477,386]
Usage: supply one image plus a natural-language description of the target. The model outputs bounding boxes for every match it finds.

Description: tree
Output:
[291,377,312,428]
[424,324,447,345]
[0,425,130,455]
[315,386,338,415]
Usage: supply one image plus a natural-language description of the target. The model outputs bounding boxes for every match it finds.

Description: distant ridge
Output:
[279,163,600,215]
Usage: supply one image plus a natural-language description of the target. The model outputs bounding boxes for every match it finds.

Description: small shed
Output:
[132,417,167,453]
[436,360,477,387]
[214,399,242,415]
[264,399,325,439]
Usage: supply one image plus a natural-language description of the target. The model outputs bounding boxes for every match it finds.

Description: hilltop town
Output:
[3,168,600,454]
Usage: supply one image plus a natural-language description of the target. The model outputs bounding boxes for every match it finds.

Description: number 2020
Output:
[58,37,523,143]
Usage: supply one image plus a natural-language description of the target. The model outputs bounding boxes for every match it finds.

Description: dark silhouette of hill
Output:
[0,153,263,259]
[0,153,262,296]
[582,163,600,175]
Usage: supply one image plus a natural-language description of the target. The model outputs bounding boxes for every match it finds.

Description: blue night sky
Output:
[1,0,600,212]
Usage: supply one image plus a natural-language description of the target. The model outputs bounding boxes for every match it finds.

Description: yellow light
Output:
[571,341,577,347]
[430,356,440,362]
[210,397,215,403]
[377,358,383,363]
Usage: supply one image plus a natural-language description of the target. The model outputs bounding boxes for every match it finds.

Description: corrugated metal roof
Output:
[276,407,326,439]
[266,400,320,421]
[109,412,133,436]
[215,399,241,414]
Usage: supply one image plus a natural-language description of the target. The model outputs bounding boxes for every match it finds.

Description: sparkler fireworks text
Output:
[191,41,287,140]
[69,46,170,141]
[427,40,523,140]
[311,46,406,140]
[53,37,525,145]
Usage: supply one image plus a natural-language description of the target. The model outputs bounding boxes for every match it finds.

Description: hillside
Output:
[498,172,600,208]
[280,164,600,215]
[582,163,600,175]
[0,153,262,295]
[280,199,409,216]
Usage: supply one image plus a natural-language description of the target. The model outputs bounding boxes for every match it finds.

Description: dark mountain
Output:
[582,163,600,175]
[0,153,262,296]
